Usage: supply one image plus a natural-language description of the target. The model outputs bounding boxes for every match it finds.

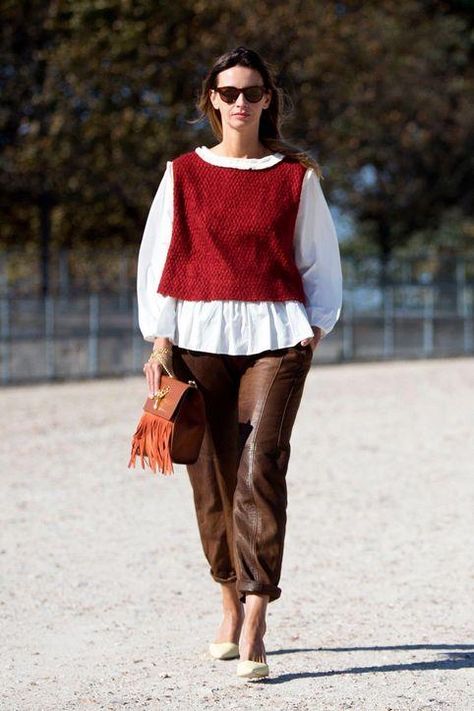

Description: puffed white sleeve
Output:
[293,168,343,338]
[136,161,177,343]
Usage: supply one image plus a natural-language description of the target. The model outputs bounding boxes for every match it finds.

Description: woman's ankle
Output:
[220,583,244,618]
[221,607,244,622]
[243,593,268,616]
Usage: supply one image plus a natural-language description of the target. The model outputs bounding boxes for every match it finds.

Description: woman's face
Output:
[209,65,272,135]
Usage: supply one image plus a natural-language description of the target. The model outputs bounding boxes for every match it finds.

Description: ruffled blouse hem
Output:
[148,298,316,356]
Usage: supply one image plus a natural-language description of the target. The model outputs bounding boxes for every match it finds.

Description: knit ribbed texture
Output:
[157,151,308,303]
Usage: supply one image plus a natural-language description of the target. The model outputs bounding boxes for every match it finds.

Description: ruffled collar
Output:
[195,145,284,170]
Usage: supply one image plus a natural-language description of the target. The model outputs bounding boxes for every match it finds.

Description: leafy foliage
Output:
[1,0,473,261]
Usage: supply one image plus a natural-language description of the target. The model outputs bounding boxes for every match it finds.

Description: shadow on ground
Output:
[254,643,474,684]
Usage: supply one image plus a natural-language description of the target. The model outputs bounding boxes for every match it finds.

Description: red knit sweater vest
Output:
[157,150,307,303]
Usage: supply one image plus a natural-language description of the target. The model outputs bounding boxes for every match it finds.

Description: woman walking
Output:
[137,46,342,679]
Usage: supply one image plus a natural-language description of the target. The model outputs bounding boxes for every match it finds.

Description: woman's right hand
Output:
[143,337,174,398]
[300,326,322,352]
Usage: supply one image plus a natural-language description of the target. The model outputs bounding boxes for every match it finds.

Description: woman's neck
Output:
[209,137,272,159]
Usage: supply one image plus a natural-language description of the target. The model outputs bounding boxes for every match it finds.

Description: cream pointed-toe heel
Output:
[209,642,240,660]
[236,659,270,679]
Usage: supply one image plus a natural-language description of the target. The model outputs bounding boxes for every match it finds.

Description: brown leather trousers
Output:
[171,341,314,604]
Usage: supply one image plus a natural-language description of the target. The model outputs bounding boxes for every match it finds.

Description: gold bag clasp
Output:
[152,386,170,409]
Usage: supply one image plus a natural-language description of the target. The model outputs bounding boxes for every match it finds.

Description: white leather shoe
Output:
[209,642,240,660]
[236,660,269,678]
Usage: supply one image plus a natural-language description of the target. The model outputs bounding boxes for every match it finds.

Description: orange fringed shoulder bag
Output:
[128,355,206,476]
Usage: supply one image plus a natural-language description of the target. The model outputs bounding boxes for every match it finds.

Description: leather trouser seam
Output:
[246,354,285,580]
[276,350,306,449]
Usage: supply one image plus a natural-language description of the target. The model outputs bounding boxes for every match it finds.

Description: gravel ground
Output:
[1,356,473,711]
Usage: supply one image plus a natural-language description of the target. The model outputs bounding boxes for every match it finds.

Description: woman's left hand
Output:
[300,326,323,352]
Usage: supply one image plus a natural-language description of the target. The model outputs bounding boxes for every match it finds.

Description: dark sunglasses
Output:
[213,85,267,104]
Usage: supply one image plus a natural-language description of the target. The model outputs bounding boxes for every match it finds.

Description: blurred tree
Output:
[0,0,473,292]
[275,0,474,278]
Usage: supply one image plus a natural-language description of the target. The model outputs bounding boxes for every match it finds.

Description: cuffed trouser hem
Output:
[237,580,282,604]
[210,569,238,584]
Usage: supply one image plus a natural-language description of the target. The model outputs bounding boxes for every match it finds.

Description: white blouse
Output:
[137,145,343,355]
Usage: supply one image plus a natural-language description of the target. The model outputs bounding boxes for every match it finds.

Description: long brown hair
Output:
[192,46,322,178]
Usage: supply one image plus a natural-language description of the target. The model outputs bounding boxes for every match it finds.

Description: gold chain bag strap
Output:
[128,348,206,476]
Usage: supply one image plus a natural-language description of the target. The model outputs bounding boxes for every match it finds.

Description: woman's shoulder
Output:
[169,149,199,167]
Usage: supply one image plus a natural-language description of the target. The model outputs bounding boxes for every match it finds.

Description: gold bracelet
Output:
[148,347,170,363]
[147,347,174,377]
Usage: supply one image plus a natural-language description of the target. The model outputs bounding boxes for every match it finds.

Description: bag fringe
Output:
[128,411,174,475]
